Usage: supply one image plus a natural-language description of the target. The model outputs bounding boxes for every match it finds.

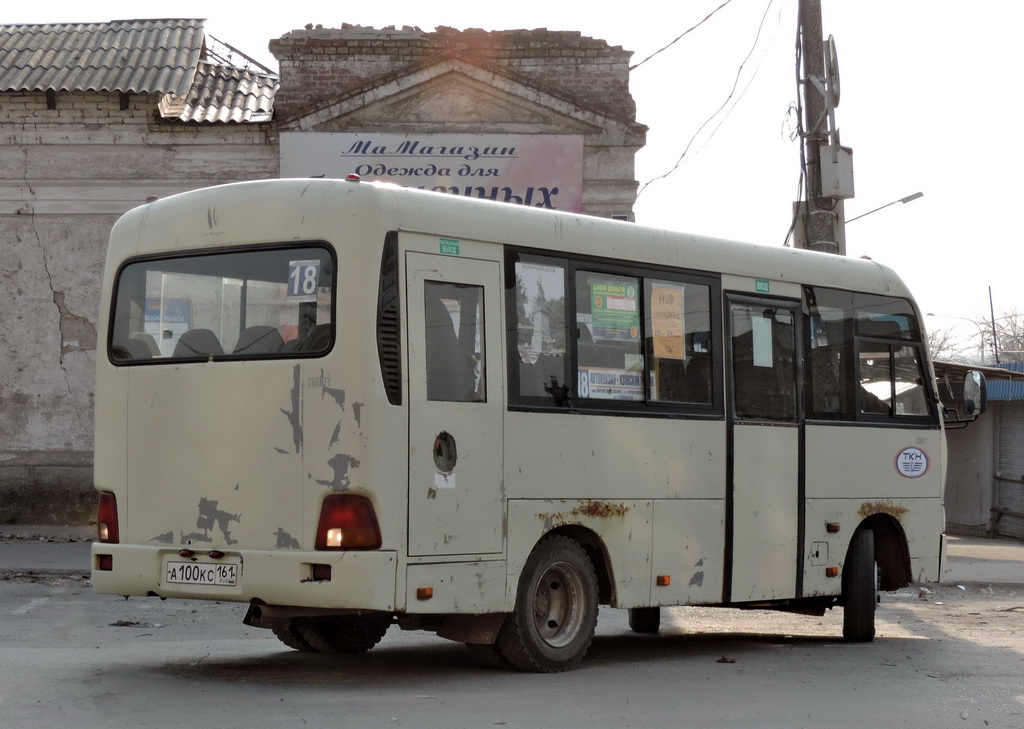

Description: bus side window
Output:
[730,304,797,421]
[576,271,643,402]
[808,344,844,414]
[805,287,935,422]
[893,346,929,415]
[646,279,712,404]
[805,287,855,421]
[510,255,569,405]
[858,343,930,417]
[424,283,484,403]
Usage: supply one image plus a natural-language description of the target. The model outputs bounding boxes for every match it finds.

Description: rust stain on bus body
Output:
[858,500,908,521]
[539,500,631,524]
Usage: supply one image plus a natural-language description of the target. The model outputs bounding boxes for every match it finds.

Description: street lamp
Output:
[847,191,924,223]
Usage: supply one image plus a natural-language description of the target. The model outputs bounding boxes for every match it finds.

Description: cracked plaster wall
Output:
[0,89,277,523]
[0,215,103,452]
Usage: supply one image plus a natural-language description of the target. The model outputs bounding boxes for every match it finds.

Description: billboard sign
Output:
[280,132,584,212]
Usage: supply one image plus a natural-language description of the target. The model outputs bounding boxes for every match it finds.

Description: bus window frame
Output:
[854,337,936,424]
[106,241,338,366]
[803,285,938,427]
[505,246,724,418]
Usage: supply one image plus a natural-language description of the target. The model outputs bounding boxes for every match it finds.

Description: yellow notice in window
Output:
[651,283,685,360]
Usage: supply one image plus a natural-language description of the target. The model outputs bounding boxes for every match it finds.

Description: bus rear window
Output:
[108,244,335,363]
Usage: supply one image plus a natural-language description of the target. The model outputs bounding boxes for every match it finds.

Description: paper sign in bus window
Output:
[752,315,774,368]
[578,367,644,401]
[650,283,685,360]
[591,281,639,341]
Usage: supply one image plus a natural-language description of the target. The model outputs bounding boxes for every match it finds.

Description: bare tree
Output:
[927,326,974,363]
[974,308,1024,364]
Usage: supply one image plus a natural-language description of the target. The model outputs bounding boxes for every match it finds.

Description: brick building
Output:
[270,24,645,218]
[0,19,645,522]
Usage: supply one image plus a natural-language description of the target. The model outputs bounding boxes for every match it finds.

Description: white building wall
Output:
[995,401,1024,539]
[944,406,997,536]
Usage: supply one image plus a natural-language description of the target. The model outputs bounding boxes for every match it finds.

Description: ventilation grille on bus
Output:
[377,232,402,405]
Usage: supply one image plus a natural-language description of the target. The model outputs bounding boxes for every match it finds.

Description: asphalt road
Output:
[1,530,1022,729]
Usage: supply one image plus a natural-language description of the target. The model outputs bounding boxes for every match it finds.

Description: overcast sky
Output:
[8,0,1021,353]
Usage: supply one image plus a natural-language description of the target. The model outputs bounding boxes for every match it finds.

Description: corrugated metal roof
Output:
[989,362,1024,400]
[158,61,278,123]
[0,19,205,95]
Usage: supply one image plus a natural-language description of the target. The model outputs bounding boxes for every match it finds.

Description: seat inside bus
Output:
[234,325,284,354]
[173,328,224,358]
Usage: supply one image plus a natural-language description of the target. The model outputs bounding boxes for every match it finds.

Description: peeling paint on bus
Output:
[274,527,301,549]
[315,453,360,491]
[689,558,705,587]
[282,365,302,453]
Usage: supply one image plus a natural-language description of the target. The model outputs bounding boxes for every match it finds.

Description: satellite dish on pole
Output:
[826,35,841,109]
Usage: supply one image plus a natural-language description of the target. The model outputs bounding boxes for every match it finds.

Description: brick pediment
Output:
[277,56,643,143]
[330,71,559,128]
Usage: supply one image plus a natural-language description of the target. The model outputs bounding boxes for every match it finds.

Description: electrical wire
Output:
[784,12,807,246]
[630,0,736,72]
[636,0,782,200]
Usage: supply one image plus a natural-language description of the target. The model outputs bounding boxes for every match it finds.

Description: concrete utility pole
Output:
[797,0,850,255]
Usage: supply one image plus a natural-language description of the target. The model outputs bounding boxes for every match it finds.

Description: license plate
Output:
[165,560,239,587]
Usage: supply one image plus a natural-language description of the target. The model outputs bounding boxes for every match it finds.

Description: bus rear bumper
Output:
[90,543,398,611]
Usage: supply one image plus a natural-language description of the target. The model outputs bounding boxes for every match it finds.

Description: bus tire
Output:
[842,528,877,642]
[296,613,392,654]
[497,535,599,672]
[273,623,316,651]
[628,607,661,634]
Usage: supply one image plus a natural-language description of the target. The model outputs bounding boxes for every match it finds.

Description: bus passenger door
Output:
[726,296,801,603]
[406,252,504,557]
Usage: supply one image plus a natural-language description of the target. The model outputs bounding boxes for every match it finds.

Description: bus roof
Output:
[110,177,914,301]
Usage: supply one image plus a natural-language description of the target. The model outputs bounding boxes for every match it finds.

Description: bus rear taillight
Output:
[315,494,382,550]
[97,491,120,544]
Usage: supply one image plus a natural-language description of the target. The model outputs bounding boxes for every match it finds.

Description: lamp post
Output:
[846,192,924,223]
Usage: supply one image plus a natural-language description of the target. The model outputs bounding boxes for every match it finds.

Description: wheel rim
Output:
[531,560,586,648]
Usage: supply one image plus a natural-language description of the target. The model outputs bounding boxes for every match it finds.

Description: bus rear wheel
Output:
[272,623,316,651]
[497,535,599,672]
[295,613,393,654]
[842,528,877,642]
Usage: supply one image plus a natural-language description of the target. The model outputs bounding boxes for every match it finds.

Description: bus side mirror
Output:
[962,370,987,417]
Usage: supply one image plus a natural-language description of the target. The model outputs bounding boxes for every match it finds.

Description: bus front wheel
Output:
[497,535,599,672]
[842,528,877,642]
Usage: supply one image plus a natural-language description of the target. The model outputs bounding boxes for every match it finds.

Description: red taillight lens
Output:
[97,491,120,544]
[315,494,381,550]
